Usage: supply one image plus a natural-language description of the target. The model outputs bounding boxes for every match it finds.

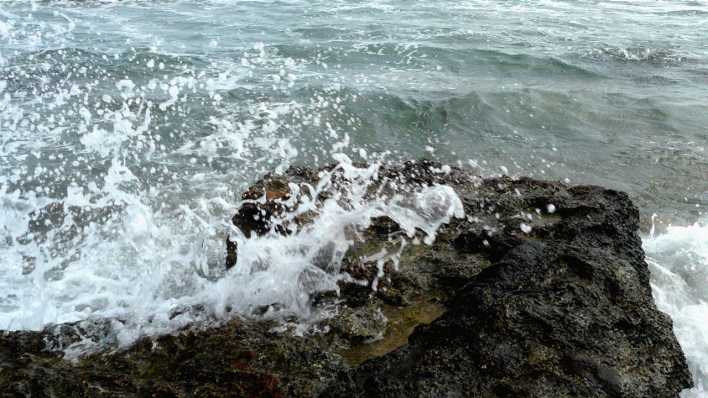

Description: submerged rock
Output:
[0,161,692,397]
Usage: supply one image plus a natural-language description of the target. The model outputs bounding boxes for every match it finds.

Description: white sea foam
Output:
[646,219,708,397]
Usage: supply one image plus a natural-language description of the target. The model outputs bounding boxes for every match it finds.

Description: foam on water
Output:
[646,219,708,397]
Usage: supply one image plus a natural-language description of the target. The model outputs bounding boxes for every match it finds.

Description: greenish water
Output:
[2,1,706,219]
[0,1,706,394]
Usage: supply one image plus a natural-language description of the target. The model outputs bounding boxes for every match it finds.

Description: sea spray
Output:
[1,155,464,356]
[211,156,465,320]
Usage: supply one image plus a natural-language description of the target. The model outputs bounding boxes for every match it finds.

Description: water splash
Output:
[0,154,464,355]
[646,220,708,397]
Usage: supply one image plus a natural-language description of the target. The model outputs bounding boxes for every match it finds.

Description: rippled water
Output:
[1,0,706,394]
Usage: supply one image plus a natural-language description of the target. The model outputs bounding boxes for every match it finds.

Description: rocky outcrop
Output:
[0,161,692,397]
[323,184,691,397]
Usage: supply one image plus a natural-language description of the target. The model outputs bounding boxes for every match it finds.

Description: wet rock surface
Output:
[0,161,692,397]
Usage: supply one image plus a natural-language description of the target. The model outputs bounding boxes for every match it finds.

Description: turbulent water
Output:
[0,0,706,394]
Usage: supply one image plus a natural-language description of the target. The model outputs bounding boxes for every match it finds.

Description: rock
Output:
[321,174,692,398]
[1,320,340,398]
[0,161,692,397]
[328,303,388,343]
[226,176,294,269]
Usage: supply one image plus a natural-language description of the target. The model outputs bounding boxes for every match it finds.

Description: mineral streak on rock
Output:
[0,161,692,397]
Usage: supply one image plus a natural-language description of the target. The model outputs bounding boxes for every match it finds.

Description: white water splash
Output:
[0,155,464,354]
[646,219,708,397]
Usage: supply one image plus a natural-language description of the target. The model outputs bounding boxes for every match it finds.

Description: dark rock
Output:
[226,176,294,269]
[0,161,692,397]
[321,171,691,398]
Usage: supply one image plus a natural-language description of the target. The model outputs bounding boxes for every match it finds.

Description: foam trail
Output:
[645,219,708,397]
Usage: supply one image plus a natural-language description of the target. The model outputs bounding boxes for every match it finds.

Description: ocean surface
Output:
[0,0,706,394]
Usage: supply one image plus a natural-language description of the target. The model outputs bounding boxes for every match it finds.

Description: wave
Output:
[1,47,209,95]
[268,42,604,80]
[661,9,708,17]
[472,49,604,79]
[5,47,207,72]
[586,46,690,66]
